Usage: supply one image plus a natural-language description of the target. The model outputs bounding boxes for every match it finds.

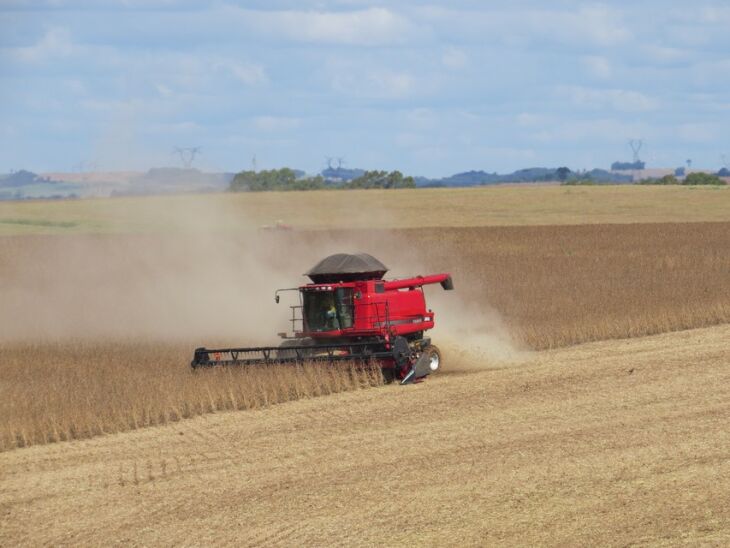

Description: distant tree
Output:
[556,167,571,182]
[345,170,386,189]
[657,175,680,185]
[682,172,726,186]
[717,167,730,177]
[344,170,416,189]
[636,175,679,185]
[229,168,326,191]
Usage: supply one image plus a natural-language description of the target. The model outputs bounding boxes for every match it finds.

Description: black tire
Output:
[422,345,441,374]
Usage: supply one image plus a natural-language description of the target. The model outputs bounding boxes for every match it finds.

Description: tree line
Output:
[229,168,415,192]
[636,173,727,186]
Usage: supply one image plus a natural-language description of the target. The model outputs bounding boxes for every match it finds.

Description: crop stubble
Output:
[2,324,729,546]
[1,221,729,450]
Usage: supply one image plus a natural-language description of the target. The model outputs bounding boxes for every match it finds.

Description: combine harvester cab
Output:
[192,253,453,384]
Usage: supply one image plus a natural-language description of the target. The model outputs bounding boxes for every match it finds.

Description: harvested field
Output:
[1,185,729,235]
[2,185,729,545]
[2,325,729,546]
[1,222,729,451]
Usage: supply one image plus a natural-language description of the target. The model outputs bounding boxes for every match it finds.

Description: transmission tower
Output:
[336,157,345,169]
[173,146,201,169]
[325,157,334,169]
[686,159,693,170]
[629,139,643,164]
[251,154,257,173]
[722,154,728,169]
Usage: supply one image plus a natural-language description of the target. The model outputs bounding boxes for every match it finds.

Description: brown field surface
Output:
[1,223,729,452]
[2,186,729,545]
[2,325,729,546]
[1,184,729,235]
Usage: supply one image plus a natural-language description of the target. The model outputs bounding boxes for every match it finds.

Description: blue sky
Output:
[1,1,729,177]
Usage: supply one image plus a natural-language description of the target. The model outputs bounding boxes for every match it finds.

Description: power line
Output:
[173,146,202,169]
[629,139,643,164]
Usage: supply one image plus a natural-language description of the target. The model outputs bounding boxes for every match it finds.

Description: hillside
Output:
[2,325,729,546]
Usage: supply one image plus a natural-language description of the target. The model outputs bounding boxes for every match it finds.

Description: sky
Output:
[1,1,729,177]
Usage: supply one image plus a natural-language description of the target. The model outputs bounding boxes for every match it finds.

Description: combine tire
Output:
[422,345,441,373]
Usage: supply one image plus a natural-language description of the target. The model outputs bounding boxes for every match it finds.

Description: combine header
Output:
[191,253,454,384]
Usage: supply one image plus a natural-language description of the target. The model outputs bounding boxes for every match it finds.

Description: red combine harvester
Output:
[191,253,454,384]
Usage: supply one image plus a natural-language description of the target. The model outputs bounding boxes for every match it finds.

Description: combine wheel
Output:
[422,345,441,373]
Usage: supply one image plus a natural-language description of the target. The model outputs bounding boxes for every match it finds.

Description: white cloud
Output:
[13,27,75,63]
[229,7,415,46]
[331,68,415,99]
[394,132,424,147]
[415,5,631,48]
[560,86,659,112]
[676,123,718,143]
[62,79,87,95]
[582,56,612,80]
[441,46,468,70]
[146,121,201,135]
[404,108,438,130]
[516,112,549,127]
[1,124,17,138]
[531,118,650,144]
[225,61,268,86]
[562,5,631,47]
[155,83,173,98]
[3,1,729,175]
[253,116,301,132]
[698,6,730,24]
[689,59,730,87]
[640,45,692,65]
[477,146,537,163]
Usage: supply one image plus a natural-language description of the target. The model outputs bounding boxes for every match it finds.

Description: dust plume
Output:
[0,200,325,346]
[363,232,529,372]
[428,290,530,372]
[0,196,525,374]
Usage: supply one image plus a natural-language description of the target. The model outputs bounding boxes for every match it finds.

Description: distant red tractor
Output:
[192,253,454,384]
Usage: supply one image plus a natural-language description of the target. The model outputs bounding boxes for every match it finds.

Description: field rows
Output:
[1,222,729,451]
[2,325,729,546]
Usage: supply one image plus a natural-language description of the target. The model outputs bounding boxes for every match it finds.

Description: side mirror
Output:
[275,295,280,303]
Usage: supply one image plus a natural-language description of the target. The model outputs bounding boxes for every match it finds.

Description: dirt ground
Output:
[2,324,729,546]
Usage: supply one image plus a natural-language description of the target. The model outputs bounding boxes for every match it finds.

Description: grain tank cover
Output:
[305,253,388,283]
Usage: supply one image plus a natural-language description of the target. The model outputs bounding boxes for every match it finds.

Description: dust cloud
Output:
[356,236,530,372]
[428,286,530,372]
[0,197,527,373]
[0,200,325,346]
